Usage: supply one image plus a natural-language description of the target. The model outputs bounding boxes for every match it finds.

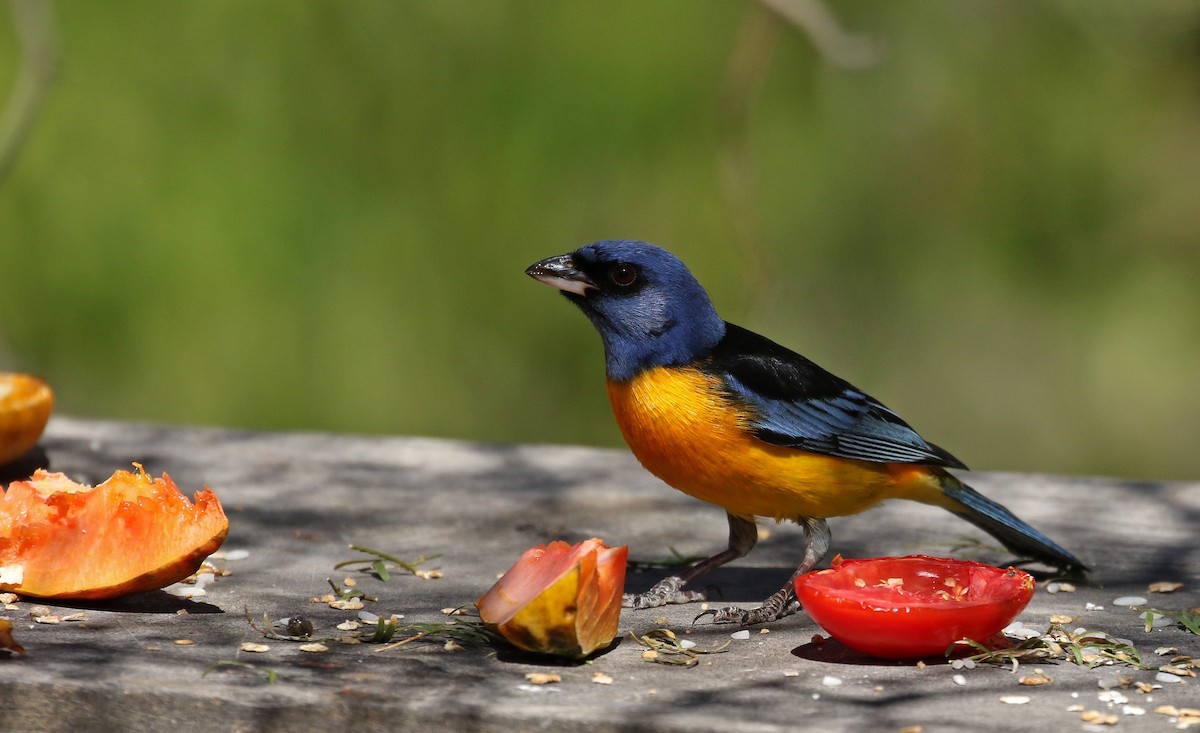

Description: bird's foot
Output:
[693,587,800,626]
[622,576,707,609]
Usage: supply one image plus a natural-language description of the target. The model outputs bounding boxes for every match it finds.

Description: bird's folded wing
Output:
[710,323,967,469]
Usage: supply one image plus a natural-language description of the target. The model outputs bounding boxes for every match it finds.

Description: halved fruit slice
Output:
[0,465,228,600]
[476,538,627,659]
[0,373,54,465]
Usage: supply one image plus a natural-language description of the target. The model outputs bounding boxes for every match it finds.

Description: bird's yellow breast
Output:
[606,366,942,522]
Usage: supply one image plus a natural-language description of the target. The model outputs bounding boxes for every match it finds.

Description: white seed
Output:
[730,630,751,640]
[952,674,967,686]
[821,675,843,686]
[1112,596,1147,607]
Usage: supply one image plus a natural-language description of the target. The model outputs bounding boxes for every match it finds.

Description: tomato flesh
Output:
[794,555,1035,659]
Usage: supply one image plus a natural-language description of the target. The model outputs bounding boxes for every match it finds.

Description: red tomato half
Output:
[794,555,1035,660]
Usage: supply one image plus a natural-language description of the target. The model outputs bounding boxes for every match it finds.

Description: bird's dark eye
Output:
[610,263,640,287]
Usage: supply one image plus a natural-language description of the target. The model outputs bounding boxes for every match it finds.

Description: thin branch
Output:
[758,0,878,70]
[0,0,59,189]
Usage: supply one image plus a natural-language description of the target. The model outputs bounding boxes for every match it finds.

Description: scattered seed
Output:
[0,592,17,604]
[1112,596,1147,607]
[299,643,329,653]
[899,726,922,733]
[730,630,750,640]
[28,605,51,618]
[1019,673,1053,686]
[1155,672,1181,684]
[1049,614,1074,624]
[1002,622,1042,640]
[1097,674,1130,690]
[1122,706,1146,716]
[1148,581,1183,594]
[329,599,364,611]
[642,650,659,661]
[441,607,468,616]
[1155,647,1180,656]
[165,585,206,598]
[678,639,697,650]
[592,672,614,685]
[240,643,270,653]
[1160,665,1195,677]
[1000,696,1030,704]
[1068,705,1084,712]
[342,577,357,588]
[415,569,443,580]
[284,616,314,637]
[443,640,464,652]
[759,628,770,634]
[952,674,967,686]
[336,620,361,631]
[821,675,842,687]
[174,639,194,646]
[32,615,60,625]
[1080,710,1118,725]
[783,670,800,677]
[525,672,560,685]
[1099,690,1129,705]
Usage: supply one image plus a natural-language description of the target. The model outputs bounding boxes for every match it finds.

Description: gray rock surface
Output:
[2,417,1198,732]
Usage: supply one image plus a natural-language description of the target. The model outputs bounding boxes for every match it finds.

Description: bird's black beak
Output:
[525,254,598,296]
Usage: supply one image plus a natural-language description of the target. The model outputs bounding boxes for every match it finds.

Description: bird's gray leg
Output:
[699,516,831,626]
[623,513,758,609]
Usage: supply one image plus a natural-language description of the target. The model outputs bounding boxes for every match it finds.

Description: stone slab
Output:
[1,417,1197,732]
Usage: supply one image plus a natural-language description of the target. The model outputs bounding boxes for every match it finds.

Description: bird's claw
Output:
[692,605,778,626]
[692,588,801,626]
[622,576,707,609]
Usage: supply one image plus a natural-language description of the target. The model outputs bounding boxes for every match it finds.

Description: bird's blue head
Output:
[526,240,726,382]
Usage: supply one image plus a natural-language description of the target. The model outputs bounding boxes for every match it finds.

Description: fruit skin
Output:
[476,538,627,659]
[794,554,1035,660]
[0,374,54,466]
[0,465,228,600]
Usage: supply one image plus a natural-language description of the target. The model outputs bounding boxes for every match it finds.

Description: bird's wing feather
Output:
[707,323,967,469]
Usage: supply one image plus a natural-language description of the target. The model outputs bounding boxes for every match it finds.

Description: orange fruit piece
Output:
[0,465,228,600]
[476,538,627,659]
[0,373,54,465]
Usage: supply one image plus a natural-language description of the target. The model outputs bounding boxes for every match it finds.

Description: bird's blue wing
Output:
[708,323,966,469]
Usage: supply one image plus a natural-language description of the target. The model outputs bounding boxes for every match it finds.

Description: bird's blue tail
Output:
[941,475,1087,572]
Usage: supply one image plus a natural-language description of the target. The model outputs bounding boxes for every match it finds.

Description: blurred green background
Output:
[2,1,1198,480]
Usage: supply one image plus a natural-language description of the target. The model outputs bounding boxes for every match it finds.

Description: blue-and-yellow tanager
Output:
[526,240,1086,625]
